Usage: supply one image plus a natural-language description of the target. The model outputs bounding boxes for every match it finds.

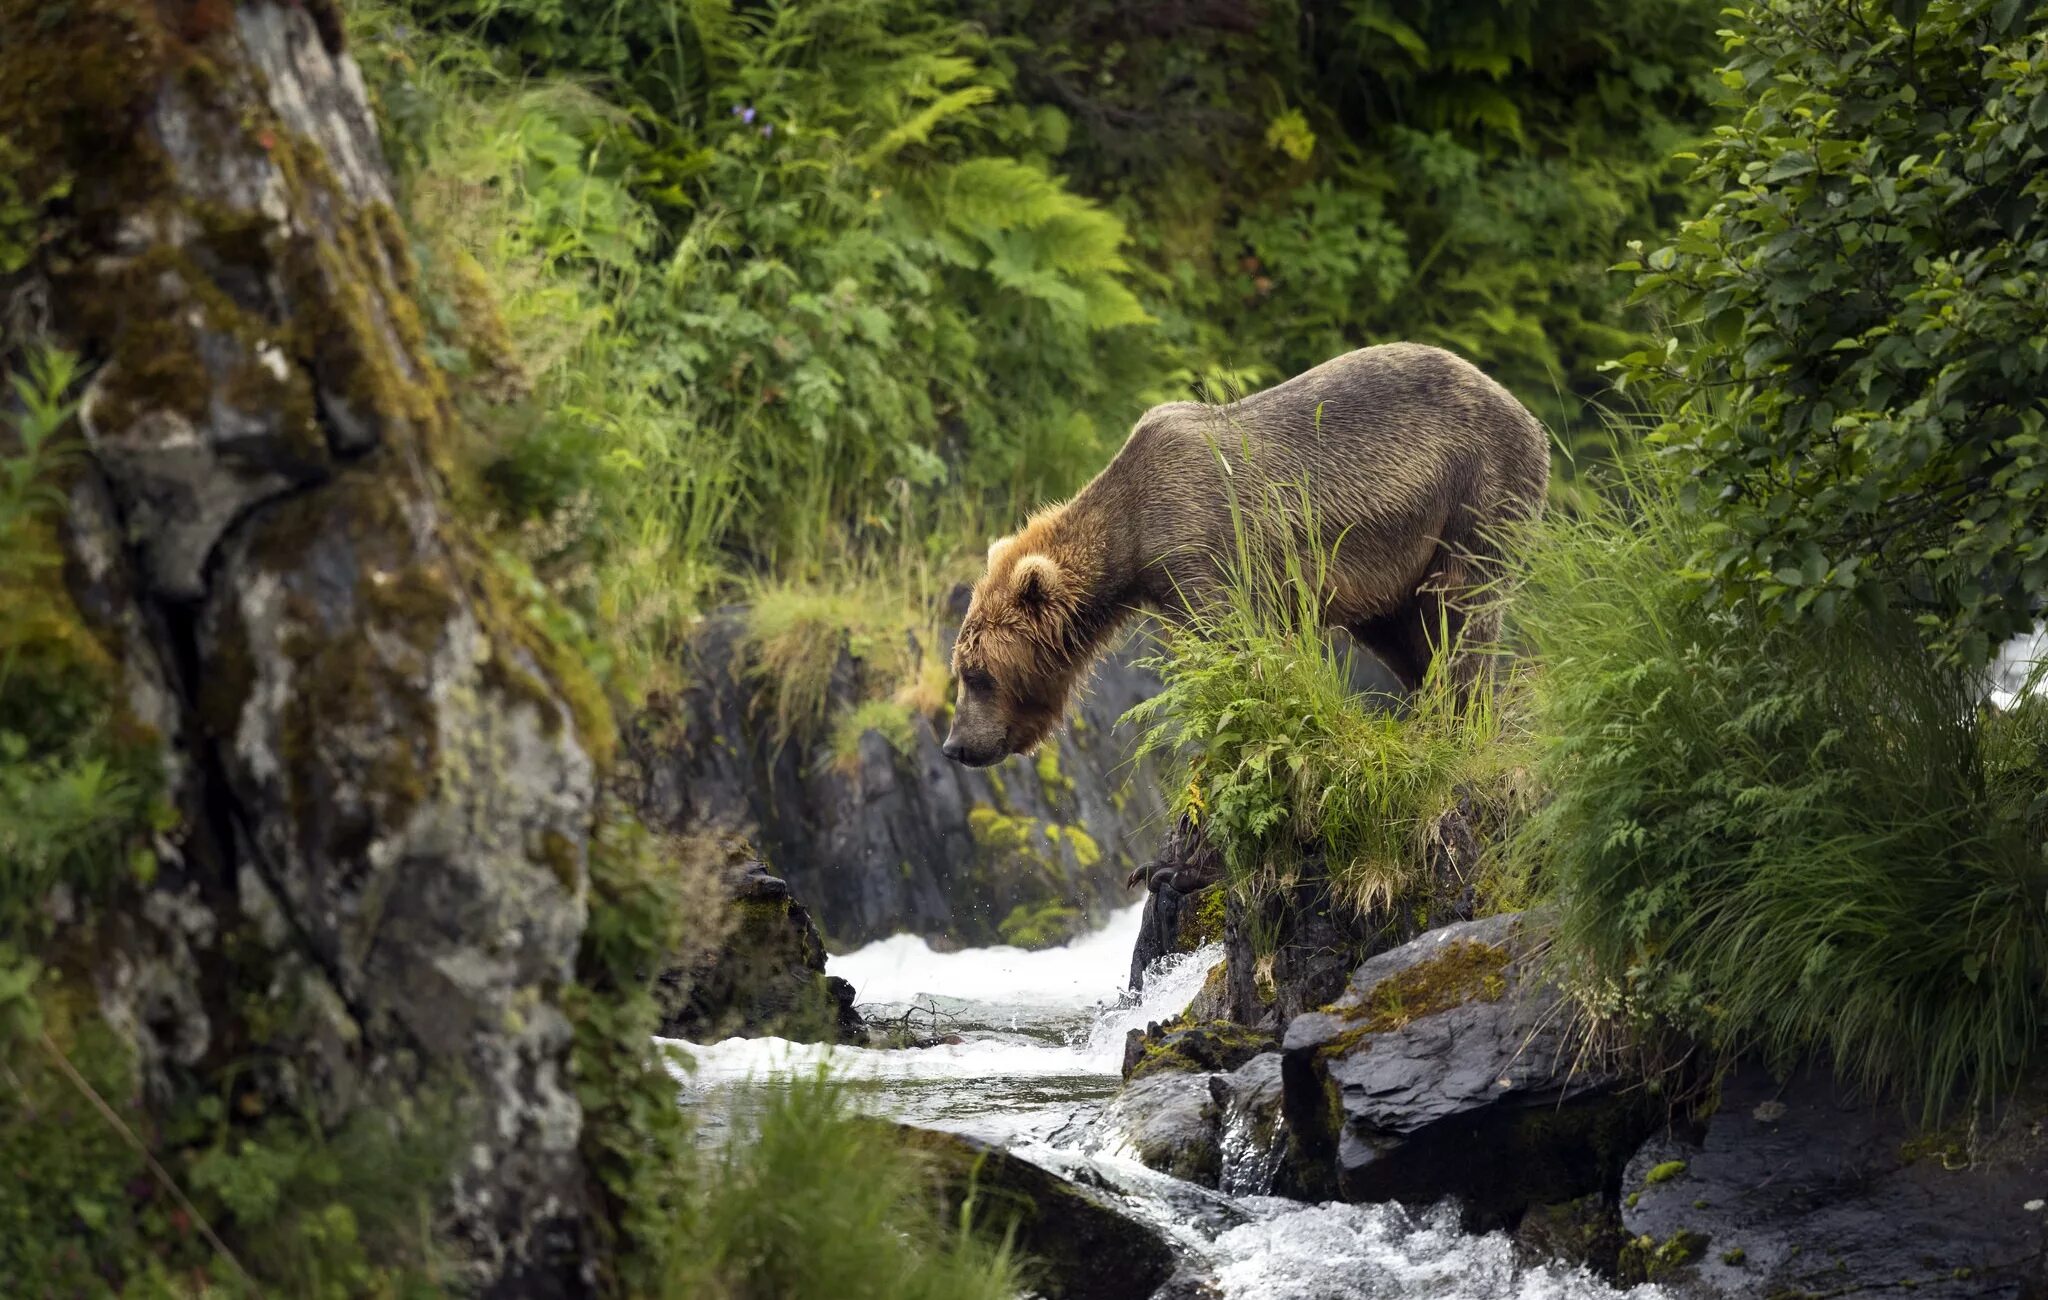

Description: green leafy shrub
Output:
[373,0,1163,576]
[1616,0,2048,665]
[1513,455,2048,1114]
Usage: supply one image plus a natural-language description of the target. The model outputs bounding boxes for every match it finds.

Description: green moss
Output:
[1898,1123,1972,1168]
[968,806,1042,857]
[1643,1159,1688,1185]
[538,829,580,893]
[1126,1020,1276,1081]
[1322,940,1511,1040]
[1722,1247,1748,1266]
[1063,826,1101,869]
[830,697,916,770]
[998,899,1086,950]
[1178,884,1227,947]
[1620,1229,1710,1282]
[1033,738,1074,801]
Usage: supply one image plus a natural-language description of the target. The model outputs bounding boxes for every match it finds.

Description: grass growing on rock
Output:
[743,571,957,754]
[1127,473,1525,939]
[1511,454,2048,1117]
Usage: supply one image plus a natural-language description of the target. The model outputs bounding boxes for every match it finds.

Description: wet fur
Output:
[946,344,1549,762]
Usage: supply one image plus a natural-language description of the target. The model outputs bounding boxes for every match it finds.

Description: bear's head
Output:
[943,536,1085,767]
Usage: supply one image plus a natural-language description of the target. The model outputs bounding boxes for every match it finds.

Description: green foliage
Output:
[674,1071,1018,1300]
[965,0,1725,450]
[0,347,162,933]
[1615,0,2048,665]
[1512,455,2048,1115]
[832,697,919,768]
[1127,471,1517,924]
[369,0,1163,582]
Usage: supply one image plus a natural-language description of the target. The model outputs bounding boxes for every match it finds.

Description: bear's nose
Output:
[941,738,965,762]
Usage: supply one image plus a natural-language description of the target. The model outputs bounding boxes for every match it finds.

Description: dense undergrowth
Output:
[1513,461,2048,1116]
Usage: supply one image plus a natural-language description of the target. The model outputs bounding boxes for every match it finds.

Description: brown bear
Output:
[941,343,1549,768]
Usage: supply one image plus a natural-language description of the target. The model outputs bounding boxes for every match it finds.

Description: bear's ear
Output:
[987,535,1017,571]
[1012,554,1066,614]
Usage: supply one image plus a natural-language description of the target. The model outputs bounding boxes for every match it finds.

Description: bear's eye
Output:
[962,668,997,693]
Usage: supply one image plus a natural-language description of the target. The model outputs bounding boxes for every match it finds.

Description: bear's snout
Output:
[941,732,1006,767]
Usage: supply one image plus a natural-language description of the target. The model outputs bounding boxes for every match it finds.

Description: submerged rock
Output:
[1279,913,1655,1227]
[1619,1064,2048,1296]
[628,605,1168,947]
[656,858,862,1043]
[902,1125,1179,1300]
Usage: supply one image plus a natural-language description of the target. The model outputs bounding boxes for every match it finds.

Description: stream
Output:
[670,904,1665,1299]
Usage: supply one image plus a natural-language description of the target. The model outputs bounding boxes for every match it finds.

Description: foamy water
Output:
[669,903,1219,1142]
[666,903,1665,1298]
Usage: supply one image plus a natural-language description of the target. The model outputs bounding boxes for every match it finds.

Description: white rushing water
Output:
[666,903,1664,1299]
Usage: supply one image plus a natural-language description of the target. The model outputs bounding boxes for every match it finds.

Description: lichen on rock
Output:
[7,1,614,1287]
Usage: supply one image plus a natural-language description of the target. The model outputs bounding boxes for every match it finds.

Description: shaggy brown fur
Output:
[942,343,1549,767]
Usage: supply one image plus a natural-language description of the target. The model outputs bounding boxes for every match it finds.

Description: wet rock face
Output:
[29,4,604,1289]
[1085,1053,1288,1196]
[656,861,862,1044]
[629,605,1168,947]
[1619,1065,2048,1297]
[902,1125,1179,1300]
[1278,913,1655,1227]
[1130,790,1485,1025]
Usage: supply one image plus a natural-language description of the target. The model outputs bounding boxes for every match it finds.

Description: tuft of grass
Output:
[674,1070,1019,1300]
[1511,453,2048,1118]
[830,697,919,772]
[1126,458,1521,931]
[743,564,959,753]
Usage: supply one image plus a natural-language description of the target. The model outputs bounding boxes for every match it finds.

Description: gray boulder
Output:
[902,1125,1179,1300]
[1279,913,1655,1226]
[27,2,607,1288]
[1620,1064,2048,1295]
[1084,1052,1288,1195]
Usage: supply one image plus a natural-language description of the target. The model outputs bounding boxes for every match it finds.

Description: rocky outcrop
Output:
[629,604,1168,947]
[13,4,608,1289]
[902,1125,1179,1300]
[1128,817,1225,988]
[1278,913,1655,1227]
[1133,788,1487,1029]
[1618,1064,2048,1296]
[655,859,862,1044]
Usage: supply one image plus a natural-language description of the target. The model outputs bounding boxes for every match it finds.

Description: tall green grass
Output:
[1126,460,1519,934]
[1512,456,2048,1115]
